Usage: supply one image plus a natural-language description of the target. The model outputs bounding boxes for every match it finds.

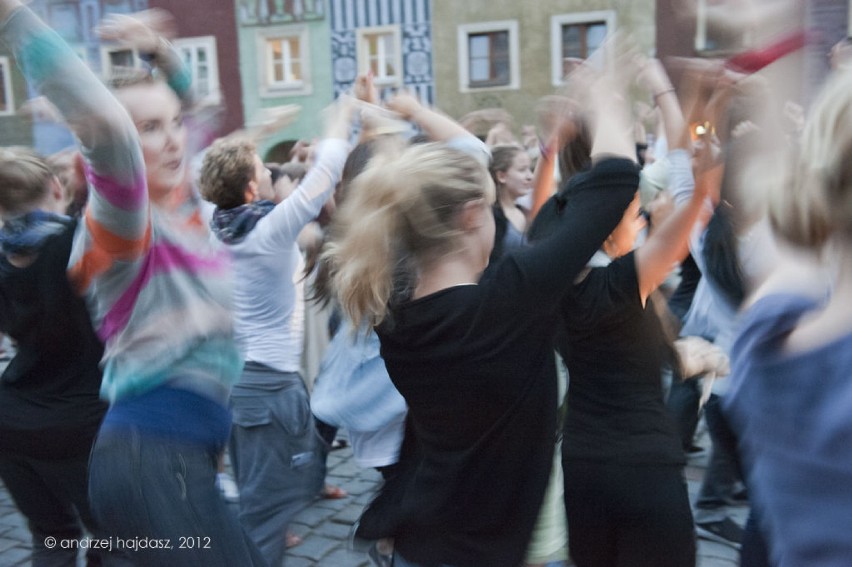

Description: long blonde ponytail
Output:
[323,142,493,329]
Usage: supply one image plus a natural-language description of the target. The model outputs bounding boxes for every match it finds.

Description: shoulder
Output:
[731,294,818,365]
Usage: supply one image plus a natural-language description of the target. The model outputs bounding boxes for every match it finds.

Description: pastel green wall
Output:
[236,10,334,159]
[431,0,655,131]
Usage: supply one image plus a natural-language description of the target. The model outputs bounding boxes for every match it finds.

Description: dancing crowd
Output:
[1,1,851,566]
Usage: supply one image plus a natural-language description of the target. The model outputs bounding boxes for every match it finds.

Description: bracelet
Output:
[538,139,555,158]
[653,88,676,104]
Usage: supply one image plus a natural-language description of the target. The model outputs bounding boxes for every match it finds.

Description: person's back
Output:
[724,67,852,567]
[0,146,108,564]
[199,122,352,567]
[323,90,637,564]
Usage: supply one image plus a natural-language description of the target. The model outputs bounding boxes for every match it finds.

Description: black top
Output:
[0,219,107,458]
[361,158,639,567]
[560,252,684,465]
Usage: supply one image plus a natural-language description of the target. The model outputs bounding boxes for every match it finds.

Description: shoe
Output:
[696,517,743,550]
[216,472,240,502]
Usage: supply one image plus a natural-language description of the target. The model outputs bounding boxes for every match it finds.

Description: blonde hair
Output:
[199,138,257,210]
[324,143,494,328]
[0,147,54,215]
[770,70,852,247]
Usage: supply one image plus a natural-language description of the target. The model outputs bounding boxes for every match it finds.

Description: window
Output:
[356,26,402,87]
[174,36,220,104]
[0,56,13,116]
[458,21,519,92]
[257,26,311,96]
[550,11,615,86]
[468,31,510,87]
[268,37,302,86]
[100,46,141,77]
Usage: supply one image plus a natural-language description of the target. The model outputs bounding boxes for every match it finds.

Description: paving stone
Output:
[284,535,341,562]
[331,504,365,525]
[290,505,337,528]
[313,496,353,512]
[0,538,25,553]
[0,546,31,567]
[317,546,371,567]
[313,520,353,541]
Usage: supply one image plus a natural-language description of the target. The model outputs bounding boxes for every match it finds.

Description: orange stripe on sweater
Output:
[85,210,151,258]
[68,246,114,293]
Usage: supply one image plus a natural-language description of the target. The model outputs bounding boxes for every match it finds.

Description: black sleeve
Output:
[486,158,639,312]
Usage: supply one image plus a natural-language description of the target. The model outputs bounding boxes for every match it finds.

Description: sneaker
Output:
[696,517,743,549]
[216,472,240,503]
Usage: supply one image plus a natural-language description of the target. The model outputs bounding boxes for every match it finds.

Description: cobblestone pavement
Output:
[0,439,746,567]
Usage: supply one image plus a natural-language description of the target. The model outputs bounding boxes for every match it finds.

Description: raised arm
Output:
[634,60,707,301]
[256,97,354,247]
[529,95,579,221]
[386,92,467,142]
[1,1,148,254]
[97,9,193,105]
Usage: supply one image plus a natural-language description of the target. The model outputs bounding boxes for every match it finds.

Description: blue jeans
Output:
[88,427,266,567]
[229,367,324,567]
[695,394,744,523]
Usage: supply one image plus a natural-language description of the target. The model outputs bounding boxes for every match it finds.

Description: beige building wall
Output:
[432,0,655,132]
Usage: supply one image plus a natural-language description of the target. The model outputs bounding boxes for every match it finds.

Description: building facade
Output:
[149,0,244,138]
[430,0,656,132]
[0,0,147,152]
[236,0,333,160]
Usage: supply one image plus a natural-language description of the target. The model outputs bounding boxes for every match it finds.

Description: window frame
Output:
[550,10,615,86]
[173,36,221,105]
[0,56,14,116]
[356,25,403,88]
[99,45,142,77]
[457,20,519,93]
[257,25,312,97]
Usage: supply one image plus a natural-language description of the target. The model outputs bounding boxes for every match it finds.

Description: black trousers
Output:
[563,459,696,567]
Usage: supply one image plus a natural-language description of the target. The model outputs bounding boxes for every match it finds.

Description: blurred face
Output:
[606,194,645,259]
[116,82,187,202]
[497,151,533,200]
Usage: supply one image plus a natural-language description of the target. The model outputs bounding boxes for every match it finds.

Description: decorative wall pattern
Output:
[329,0,433,104]
[238,0,325,26]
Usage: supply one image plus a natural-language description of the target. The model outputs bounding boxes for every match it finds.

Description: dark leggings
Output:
[563,459,696,567]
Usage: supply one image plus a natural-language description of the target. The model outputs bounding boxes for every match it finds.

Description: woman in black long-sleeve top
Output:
[322,88,636,566]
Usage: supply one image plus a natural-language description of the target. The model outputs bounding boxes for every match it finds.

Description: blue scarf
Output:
[0,210,72,256]
[210,200,275,245]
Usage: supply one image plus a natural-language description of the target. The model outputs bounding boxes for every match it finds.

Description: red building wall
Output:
[148,0,243,135]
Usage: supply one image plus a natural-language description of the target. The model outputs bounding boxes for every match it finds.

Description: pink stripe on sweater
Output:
[85,166,147,211]
[97,242,229,342]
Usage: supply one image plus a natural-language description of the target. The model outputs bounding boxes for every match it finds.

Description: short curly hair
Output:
[199,138,257,210]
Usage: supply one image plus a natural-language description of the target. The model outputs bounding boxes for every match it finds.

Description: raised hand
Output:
[96,8,176,54]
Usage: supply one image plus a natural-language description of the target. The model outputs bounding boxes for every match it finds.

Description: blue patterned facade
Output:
[328,0,433,104]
